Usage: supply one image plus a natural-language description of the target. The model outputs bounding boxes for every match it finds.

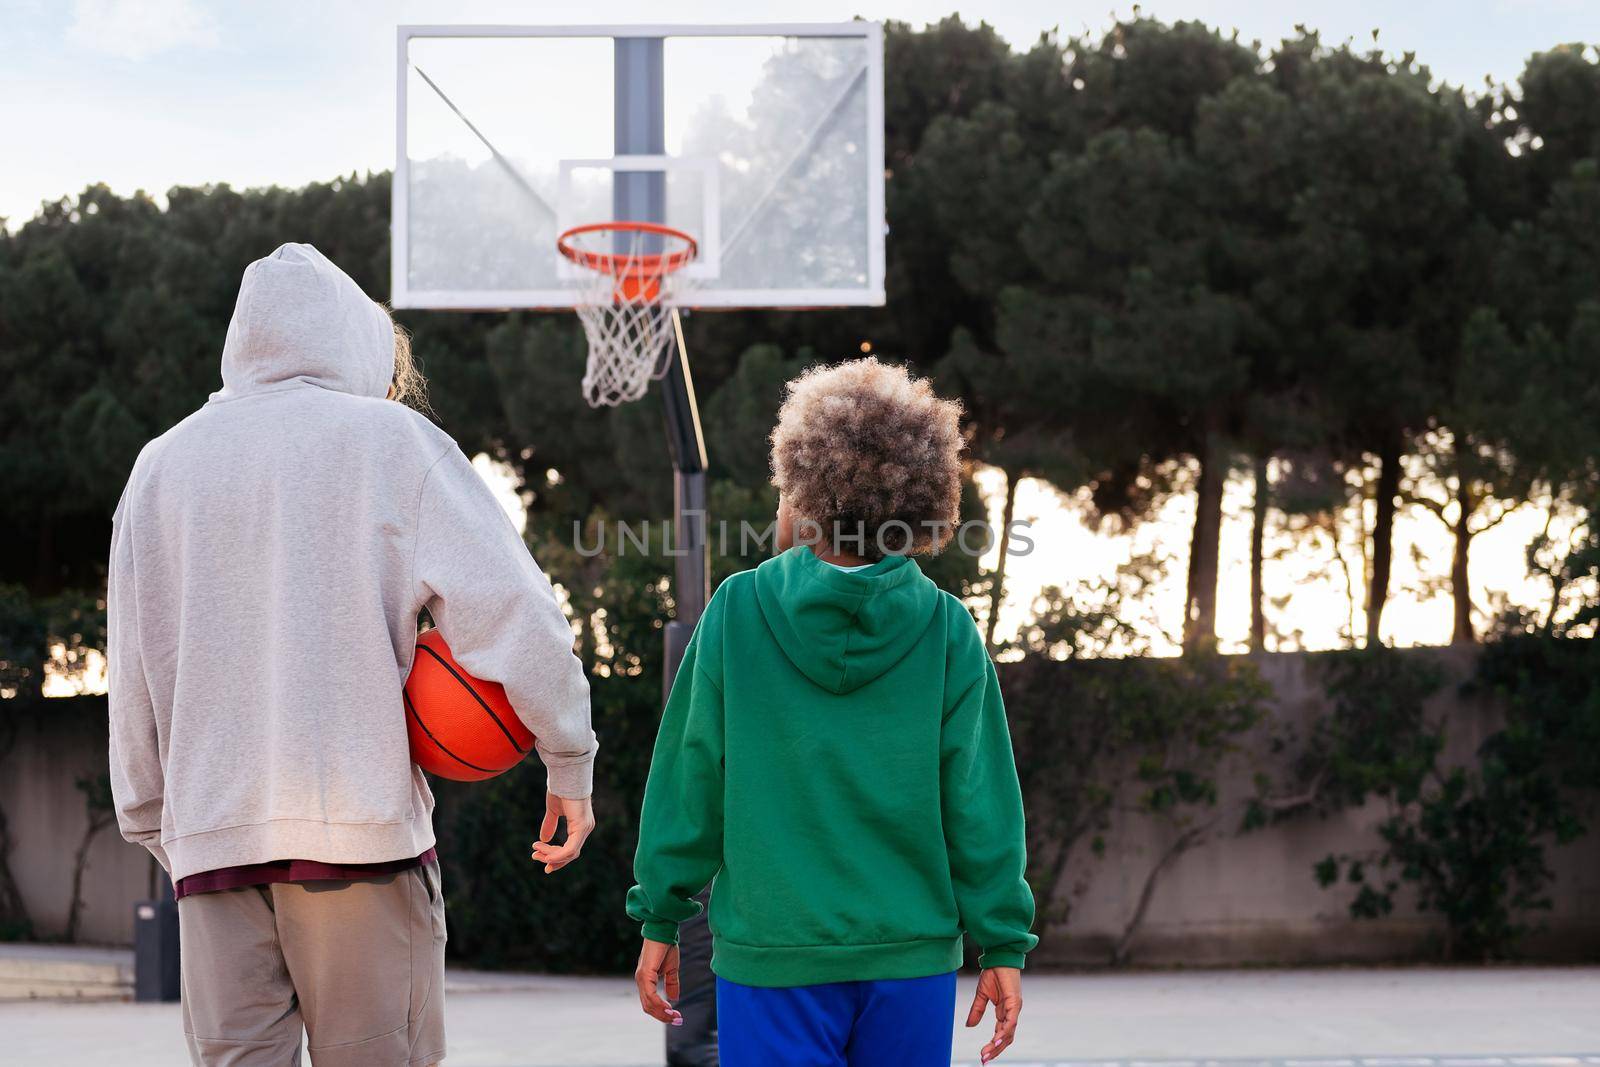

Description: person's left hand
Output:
[634,939,683,1026]
[966,966,1023,1063]
[530,790,594,874]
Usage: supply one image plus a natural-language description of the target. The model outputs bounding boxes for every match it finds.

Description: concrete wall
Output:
[4,647,1598,961]
[1036,646,1600,966]
[2,699,156,946]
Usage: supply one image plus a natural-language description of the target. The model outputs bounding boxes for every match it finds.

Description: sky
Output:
[4,0,1600,226]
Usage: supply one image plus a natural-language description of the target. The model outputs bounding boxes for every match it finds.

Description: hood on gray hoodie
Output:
[752,546,943,695]
[213,242,393,403]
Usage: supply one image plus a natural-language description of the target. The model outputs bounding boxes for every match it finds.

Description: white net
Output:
[563,226,698,408]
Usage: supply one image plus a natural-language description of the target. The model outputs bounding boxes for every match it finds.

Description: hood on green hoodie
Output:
[753,547,941,695]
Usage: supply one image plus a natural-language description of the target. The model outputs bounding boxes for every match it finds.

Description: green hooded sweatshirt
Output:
[626,546,1037,988]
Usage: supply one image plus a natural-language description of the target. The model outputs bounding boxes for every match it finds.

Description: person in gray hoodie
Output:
[107,243,597,1066]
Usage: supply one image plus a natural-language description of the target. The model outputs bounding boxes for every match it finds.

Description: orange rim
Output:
[557,221,698,281]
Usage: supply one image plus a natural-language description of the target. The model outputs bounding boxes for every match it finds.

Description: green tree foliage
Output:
[919,21,1267,648]
[1440,59,1600,640]
[5,18,1596,670]
[914,22,1533,651]
[1512,44,1600,194]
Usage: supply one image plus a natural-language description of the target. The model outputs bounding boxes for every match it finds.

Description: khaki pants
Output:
[178,861,447,1066]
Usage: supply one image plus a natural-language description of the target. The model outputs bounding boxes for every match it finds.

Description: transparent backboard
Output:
[393,23,885,310]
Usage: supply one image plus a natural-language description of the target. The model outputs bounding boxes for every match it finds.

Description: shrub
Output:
[1275,644,1595,961]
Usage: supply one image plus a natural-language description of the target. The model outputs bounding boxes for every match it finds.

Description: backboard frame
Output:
[392,22,886,311]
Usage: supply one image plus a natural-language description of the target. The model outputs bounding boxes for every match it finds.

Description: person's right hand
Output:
[634,939,683,1026]
[530,791,594,874]
[966,966,1023,1063]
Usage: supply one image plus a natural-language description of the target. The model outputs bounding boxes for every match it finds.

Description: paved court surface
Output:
[3,966,1598,1066]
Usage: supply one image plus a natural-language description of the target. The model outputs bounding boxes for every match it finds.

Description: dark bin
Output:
[133,872,180,1003]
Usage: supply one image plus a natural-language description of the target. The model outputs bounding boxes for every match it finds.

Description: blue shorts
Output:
[716,971,957,1067]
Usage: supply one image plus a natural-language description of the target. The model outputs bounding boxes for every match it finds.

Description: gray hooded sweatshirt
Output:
[107,242,595,881]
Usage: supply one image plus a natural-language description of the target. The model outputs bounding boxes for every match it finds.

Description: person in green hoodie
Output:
[627,358,1037,1066]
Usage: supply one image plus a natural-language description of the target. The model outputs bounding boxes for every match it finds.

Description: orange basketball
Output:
[404,629,534,782]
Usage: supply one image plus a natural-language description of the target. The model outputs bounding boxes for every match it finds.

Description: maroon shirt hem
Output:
[174,848,438,900]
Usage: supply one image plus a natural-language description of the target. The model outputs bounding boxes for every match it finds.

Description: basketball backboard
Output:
[392,23,886,311]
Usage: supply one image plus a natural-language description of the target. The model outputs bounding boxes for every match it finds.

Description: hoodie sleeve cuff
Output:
[127,831,172,876]
[544,755,595,800]
[978,948,1028,970]
[642,921,679,946]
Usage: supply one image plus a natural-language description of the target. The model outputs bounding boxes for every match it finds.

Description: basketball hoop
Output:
[558,221,698,407]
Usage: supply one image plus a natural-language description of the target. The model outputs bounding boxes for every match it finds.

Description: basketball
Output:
[404,629,535,782]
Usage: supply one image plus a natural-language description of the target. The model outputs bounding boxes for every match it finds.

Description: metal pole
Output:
[658,321,715,1067]
[616,38,717,1066]
[661,310,709,633]
[614,37,665,234]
